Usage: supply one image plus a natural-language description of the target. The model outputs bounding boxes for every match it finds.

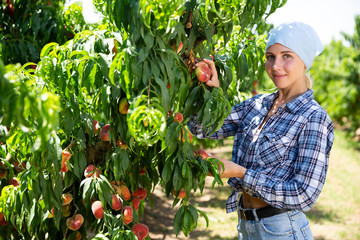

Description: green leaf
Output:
[172,164,183,191]
[174,205,184,236]
[197,208,209,228]
[181,161,190,179]
[184,86,201,118]
[183,209,194,236]
[162,157,173,183]
[119,149,130,176]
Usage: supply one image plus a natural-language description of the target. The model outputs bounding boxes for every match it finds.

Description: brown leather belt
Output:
[239,205,289,220]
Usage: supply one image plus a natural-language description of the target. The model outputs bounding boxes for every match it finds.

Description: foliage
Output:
[0,0,287,239]
[0,0,89,65]
[312,15,360,133]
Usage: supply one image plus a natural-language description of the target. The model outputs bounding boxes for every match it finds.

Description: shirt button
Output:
[249,147,252,150]
[272,138,276,142]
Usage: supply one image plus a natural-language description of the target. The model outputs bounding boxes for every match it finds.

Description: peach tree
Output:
[0,0,286,239]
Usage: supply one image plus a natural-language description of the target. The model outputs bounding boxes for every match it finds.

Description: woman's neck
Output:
[277,86,308,104]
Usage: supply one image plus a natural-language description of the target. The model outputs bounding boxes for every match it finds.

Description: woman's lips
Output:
[273,74,286,80]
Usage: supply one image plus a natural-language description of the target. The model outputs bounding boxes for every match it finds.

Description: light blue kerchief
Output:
[265,22,324,69]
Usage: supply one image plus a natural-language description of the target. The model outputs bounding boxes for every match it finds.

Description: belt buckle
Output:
[239,209,246,220]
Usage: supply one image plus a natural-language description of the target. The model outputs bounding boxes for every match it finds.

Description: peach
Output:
[62,204,72,217]
[194,149,209,160]
[251,89,258,96]
[132,187,147,200]
[0,171,7,179]
[123,206,133,225]
[195,61,211,82]
[84,164,101,178]
[112,185,122,195]
[91,120,100,134]
[173,189,186,199]
[9,177,19,187]
[0,212,7,226]
[0,162,7,179]
[60,150,71,173]
[62,193,73,205]
[139,167,146,176]
[47,208,55,218]
[118,98,129,115]
[132,223,149,240]
[100,124,111,141]
[116,139,128,149]
[60,162,69,173]
[62,150,71,162]
[66,214,84,231]
[120,185,131,200]
[174,113,183,123]
[75,231,82,240]
[91,200,104,219]
[172,41,183,54]
[111,194,123,211]
[13,161,26,172]
[131,196,141,211]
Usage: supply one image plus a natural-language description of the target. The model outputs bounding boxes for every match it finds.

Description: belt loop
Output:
[252,208,260,222]
[237,194,246,220]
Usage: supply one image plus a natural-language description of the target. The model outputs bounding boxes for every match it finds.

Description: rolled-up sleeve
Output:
[187,102,249,140]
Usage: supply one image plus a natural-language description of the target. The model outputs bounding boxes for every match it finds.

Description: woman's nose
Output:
[272,58,281,70]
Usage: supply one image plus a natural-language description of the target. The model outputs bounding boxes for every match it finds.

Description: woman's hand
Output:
[194,58,220,88]
[200,150,246,179]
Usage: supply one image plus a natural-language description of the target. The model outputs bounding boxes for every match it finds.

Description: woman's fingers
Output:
[202,59,219,88]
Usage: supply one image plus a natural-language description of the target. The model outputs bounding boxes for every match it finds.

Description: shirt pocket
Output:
[256,132,291,168]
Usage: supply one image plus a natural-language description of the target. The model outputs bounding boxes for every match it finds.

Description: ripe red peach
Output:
[62,193,73,205]
[195,61,211,82]
[120,185,131,201]
[194,149,209,160]
[131,196,141,211]
[132,223,149,240]
[66,214,84,231]
[111,194,123,211]
[123,206,133,225]
[91,120,100,134]
[84,164,101,178]
[91,200,104,219]
[174,113,184,123]
[0,212,7,226]
[8,177,19,187]
[132,187,147,200]
[173,189,186,199]
[100,124,110,141]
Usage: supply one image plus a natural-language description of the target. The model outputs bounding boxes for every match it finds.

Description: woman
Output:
[188,22,334,240]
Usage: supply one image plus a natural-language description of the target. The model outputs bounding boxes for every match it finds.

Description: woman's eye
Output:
[266,55,274,60]
[284,54,291,59]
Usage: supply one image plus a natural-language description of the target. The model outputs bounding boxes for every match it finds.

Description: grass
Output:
[142,129,360,240]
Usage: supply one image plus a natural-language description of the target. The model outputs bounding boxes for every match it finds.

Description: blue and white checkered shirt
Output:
[188,89,334,213]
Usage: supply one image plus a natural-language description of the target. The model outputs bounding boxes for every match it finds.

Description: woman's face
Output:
[265,43,307,90]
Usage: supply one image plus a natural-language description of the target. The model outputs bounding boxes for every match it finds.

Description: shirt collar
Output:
[285,89,314,113]
[263,89,314,113]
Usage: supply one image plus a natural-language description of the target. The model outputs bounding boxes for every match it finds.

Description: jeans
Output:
[237,206,313,240]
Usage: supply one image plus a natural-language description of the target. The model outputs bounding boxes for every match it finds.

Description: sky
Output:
[73,0,360,45]
[266,0,360,45]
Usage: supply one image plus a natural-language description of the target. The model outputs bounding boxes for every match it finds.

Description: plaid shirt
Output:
[188,89,334,213]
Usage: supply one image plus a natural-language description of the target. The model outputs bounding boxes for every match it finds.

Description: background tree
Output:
[0,0,287,239]
[312,14,360,134]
